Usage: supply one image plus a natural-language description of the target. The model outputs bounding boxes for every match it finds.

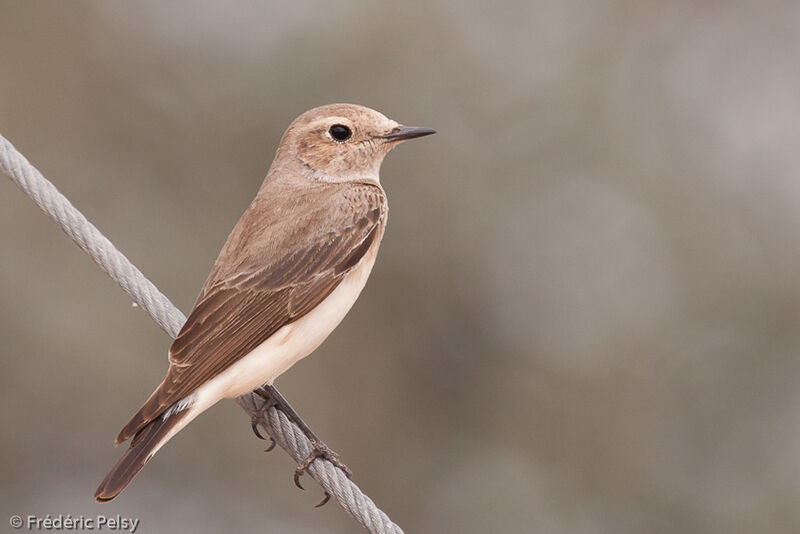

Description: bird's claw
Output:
[294,467,306,490]
[251,419,277,450]
[293,442,352,507]
[293,462,332,508]
[252,386,350,508]
[251,419,266,440]
[250,387,279,446]
[315,492,331,508]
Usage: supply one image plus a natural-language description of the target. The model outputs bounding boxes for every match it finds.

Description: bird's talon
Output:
[250,388,279,442]
[264,438,276,452]
[315,492,331,507]
[294,468,305,490]
[251,420,267,440]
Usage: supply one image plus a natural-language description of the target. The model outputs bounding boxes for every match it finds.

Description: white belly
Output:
[189,240,380,411]
[142,234,384,458]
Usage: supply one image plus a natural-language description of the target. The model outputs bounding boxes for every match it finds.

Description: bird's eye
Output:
[328,124,352,142]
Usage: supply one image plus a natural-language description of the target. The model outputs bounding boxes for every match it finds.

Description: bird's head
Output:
[275,103,435,182]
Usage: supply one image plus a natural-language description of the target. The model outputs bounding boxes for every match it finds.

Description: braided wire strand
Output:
[0,133,404,534]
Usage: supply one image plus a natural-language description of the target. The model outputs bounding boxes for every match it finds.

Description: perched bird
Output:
[94,103,435,502]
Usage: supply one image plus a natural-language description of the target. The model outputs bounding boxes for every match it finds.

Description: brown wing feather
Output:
[116,182,385,444]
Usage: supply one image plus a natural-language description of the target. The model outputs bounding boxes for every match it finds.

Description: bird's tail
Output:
[94,407,191,502]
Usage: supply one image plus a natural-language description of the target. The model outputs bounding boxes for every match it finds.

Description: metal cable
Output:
[0,133,404,534]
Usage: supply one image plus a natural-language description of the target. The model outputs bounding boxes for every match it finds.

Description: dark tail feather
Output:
[95,409,188,502]
[115,380,171,445]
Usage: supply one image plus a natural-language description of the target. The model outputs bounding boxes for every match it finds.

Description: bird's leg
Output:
[256,384,352,507]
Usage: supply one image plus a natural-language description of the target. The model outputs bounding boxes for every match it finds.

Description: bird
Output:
[94,103,435,502]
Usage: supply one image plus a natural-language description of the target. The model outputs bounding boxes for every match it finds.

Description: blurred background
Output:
[2,1,800,533]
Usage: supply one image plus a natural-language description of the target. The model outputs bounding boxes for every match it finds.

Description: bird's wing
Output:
[116,182,385,444]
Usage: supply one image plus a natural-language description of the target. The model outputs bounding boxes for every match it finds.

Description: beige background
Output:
[2,2,800,533]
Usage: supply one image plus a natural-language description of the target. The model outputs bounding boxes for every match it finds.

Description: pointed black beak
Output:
[378,125,437,142]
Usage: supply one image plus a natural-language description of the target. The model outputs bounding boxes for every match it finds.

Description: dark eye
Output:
[328,124,352,142]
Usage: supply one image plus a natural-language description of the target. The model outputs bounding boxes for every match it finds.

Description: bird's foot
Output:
[254,384,352,507]
[251,388,277,451]
[294,439,353,507]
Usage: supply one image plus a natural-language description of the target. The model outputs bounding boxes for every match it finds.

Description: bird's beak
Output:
[378,125,437,142]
